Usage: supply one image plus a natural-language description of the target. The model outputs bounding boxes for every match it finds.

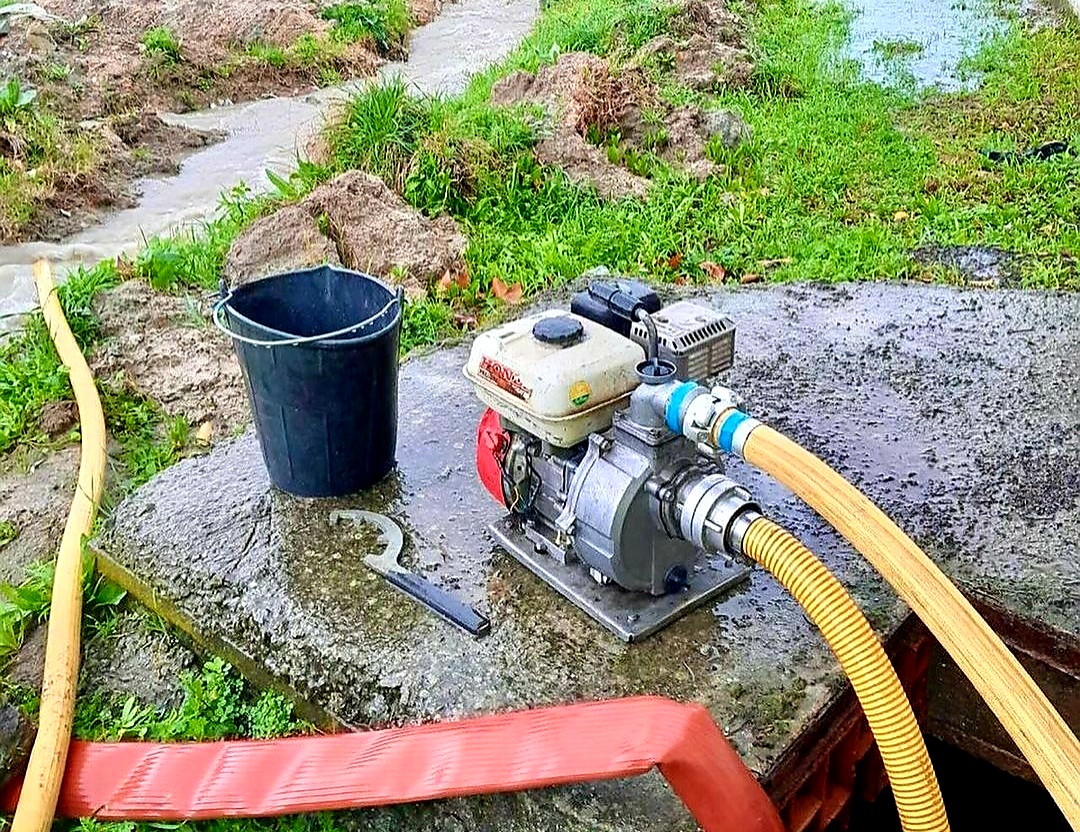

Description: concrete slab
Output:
[97,282,1080,830]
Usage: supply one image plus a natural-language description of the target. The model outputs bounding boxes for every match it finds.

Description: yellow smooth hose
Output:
[12,261,108,832]
[741,424,1080,828]
[741,517,949,832]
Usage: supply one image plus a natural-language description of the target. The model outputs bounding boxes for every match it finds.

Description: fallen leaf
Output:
[699,260,728,282]
[437,269,470,294]
[667,253,684,270]
[893,210,911,222]
[492,277,524,305]
[758,258,793,269]
[196,422,214,446]
[740,273,762,285]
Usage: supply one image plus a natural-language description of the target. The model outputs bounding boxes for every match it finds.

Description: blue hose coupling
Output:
[664,381,701,433]
[715,409,761,458]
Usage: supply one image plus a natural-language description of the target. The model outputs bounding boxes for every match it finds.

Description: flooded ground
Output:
[845,0,1005,90]
[0,0,538,319]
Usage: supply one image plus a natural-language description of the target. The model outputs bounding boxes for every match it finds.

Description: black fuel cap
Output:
[533,315,584,347]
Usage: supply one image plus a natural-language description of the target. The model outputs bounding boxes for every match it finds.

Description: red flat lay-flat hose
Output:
[3,696,782,832]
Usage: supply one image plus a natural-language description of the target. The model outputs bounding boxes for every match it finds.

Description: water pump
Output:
[464,281,758,640]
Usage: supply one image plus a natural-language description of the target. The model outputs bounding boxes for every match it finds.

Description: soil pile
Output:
[489,0,753,197]
[492,53,652,199]
[91,281,247,435]
[226,171,468,296]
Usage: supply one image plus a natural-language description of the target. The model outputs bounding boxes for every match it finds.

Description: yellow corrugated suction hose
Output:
[12,261,108,832]
[736,422,1080,829]
[741,517,949,832]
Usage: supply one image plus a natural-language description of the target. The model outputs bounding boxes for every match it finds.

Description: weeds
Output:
[0,557,127,664]
[0,79,37,117]
[322,0,412,52]
[0,261,120,453]
[73,657,307,741]
[141,26,184,65]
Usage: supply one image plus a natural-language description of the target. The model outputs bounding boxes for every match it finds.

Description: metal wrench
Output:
[330,510,491,638]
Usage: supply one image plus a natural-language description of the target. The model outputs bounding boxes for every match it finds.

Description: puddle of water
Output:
[845,0,1005,90]
[0,0,539,321]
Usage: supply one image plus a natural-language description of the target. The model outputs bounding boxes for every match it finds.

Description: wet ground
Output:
[97,281,1080,830]
[845,0,1006,90]
[0,0,539,320]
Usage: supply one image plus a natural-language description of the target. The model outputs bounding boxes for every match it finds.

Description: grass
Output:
[0,79,101,240]
[141,26,184,65]
[0,556,126,665]
[242,0,414,77]
[71,656,307,741]
[322,0,413,52]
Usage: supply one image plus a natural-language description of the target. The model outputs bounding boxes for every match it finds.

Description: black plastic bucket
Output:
[215,265,404,497]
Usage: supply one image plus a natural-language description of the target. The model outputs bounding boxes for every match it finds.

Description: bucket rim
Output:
[222,265,402,348]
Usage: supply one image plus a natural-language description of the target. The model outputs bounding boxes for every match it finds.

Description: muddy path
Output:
[0,0,539,319]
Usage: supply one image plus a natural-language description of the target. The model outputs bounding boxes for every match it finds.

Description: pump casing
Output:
[466,289,749,640]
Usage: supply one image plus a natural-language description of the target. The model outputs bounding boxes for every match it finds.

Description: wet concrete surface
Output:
[98,282,1080,829]
[0,0,539,321]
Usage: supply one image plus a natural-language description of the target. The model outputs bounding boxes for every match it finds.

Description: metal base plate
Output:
[489,516,750,642]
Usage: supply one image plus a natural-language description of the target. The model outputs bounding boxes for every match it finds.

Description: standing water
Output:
[0,0,538,320]
[845,0,1009,90]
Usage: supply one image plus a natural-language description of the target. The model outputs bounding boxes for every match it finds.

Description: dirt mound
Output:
[0,447,80,586]
[224,203,342,286]
[492,49,751,192]
[91,281,248,435]
[491,53,651,199]
[632,0,753,92]
[302,171,468,294]
[676,37,753,91]
[410,0,444,26]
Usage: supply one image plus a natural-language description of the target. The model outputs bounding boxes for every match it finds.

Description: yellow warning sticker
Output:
[570,380,591,408]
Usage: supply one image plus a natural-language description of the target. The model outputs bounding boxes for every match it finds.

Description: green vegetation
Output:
[141,26,184,65]
[0,557,126,664]
[0,77,100,239]
[0,259,194,499]
[871,37,926,59]
[243,0,414,76]
[73,656,306,741]
[322,0,413,52]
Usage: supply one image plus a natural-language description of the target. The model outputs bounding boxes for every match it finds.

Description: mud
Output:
[0,702,34,791]
[78,604,199,710]
[96,280,1080,827]
[0,0,386,245]
[226,171,468,293]
[912,245,1020,286]
[489,2,753,197]
[306,171,468,292]
[0,447,79,585]
[90,280,247,434]
[224,203,342,287]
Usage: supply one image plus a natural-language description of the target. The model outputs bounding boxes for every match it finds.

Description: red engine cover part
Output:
[476,408,509,506]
